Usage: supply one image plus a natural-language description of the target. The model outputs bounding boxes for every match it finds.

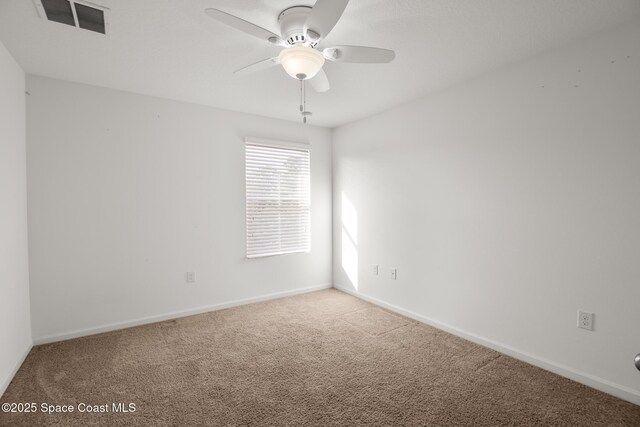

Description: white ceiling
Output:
[1,0,639,128]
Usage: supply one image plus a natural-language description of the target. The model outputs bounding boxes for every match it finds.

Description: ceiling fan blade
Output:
[205,8,284,45]
[324,45,396,63]
[304,0,350,41]
[234,57,280,76]
[308,69,330,93]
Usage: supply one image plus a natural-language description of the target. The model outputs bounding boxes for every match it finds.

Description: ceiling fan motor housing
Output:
[278,6,318,47]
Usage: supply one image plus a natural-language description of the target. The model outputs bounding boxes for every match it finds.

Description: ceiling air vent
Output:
[34,0,109,35]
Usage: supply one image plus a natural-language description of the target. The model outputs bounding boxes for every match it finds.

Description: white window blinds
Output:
[245,141,310,258]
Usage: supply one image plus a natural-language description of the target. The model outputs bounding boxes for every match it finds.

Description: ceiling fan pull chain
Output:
[299,79,303,112]
[303,79,307,124]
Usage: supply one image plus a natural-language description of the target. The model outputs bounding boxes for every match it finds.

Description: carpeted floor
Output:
[1,289,639,426]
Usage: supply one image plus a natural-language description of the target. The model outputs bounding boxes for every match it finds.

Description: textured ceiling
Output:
[1,0,639,127]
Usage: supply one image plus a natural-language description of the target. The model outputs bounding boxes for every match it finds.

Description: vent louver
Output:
[74,3,105,34]
[35,0,108,35]
[40,0,75,26]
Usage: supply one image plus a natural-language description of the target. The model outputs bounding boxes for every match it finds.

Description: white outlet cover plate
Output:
[578,310,594,331]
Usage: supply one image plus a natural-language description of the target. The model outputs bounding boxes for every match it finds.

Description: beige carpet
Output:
[1,289,639,426]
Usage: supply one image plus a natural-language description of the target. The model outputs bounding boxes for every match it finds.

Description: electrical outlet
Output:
[372,264,379,275]
[186,271,196,283]
[390,268,397,280]
[577,310,594,331]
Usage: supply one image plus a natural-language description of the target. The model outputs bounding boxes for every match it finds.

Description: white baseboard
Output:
[334,284,640,406]
[34,283,332,345]
[0,342,32,398]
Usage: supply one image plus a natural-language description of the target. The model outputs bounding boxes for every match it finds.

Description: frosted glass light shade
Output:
[278,45,325,80]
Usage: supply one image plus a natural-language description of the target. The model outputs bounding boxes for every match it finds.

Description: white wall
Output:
[333,22,640,404]
[26,76,332,343]
[0,41,31,396]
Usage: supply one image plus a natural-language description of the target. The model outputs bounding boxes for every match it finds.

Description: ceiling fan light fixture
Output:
[278,45,325,80]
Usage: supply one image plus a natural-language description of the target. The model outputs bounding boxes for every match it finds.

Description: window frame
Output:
[244,137,311,259]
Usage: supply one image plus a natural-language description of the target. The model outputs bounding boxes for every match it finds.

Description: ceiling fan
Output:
[204,0,396,94]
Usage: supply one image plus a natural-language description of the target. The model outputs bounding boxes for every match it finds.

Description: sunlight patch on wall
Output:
[341,192,358,290]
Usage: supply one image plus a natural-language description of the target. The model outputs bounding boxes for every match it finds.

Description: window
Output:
[245,139,310,258]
